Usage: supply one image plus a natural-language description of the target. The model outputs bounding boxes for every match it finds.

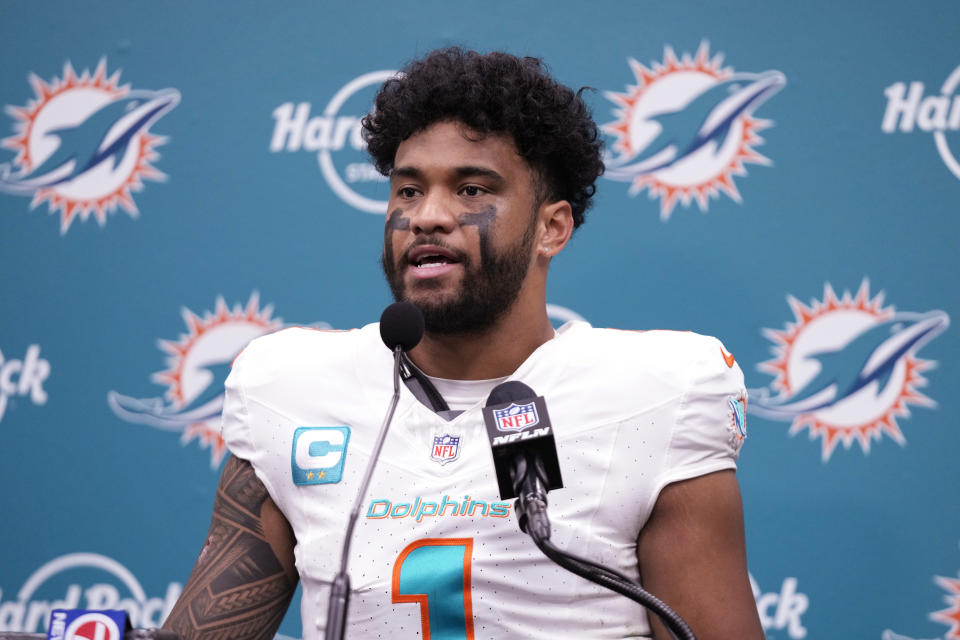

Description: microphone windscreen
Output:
[485,380,536,407]
[380,301,425,351]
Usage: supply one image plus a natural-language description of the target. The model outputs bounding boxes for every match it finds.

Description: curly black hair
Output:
[362,48,604,228]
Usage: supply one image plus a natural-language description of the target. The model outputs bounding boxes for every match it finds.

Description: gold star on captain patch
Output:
[318,470,326,479]
[306,472,314,480]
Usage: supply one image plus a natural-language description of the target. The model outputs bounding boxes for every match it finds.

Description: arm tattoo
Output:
[164,457,297,640]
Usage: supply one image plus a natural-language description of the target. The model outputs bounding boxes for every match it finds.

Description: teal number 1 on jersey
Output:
[392,538,475,639]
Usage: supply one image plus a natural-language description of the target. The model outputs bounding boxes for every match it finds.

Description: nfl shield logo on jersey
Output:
[431,434,461,465]
[493,402,540,432]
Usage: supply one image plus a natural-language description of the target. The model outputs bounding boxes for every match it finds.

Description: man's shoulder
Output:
[555,323,741,398]
[234,323,383,381]
[564,322,730,370]
[247,323,370,352]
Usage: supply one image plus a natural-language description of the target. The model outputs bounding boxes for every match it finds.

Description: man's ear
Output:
[538,200,574,259]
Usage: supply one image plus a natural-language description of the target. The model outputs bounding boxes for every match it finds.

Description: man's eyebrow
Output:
[453,166,505,185]
[390,165,506,186]
[390,166,424,180]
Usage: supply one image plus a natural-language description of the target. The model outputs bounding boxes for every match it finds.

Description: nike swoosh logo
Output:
[720,347,735,368]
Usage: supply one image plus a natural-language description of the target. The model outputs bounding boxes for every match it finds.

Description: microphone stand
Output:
[324,345,404,640]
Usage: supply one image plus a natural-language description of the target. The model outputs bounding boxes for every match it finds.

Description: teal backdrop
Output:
[1,2,959,639]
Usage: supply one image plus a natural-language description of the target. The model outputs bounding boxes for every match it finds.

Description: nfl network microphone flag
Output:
[482,393,563,500]
[46,609,130,640]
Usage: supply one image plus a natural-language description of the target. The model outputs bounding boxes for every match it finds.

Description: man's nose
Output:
[410,190,458,235]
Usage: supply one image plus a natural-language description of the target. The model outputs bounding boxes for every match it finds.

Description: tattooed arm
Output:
[163,456,298,640]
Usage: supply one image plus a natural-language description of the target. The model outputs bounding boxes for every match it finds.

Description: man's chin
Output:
[399,289,459,315]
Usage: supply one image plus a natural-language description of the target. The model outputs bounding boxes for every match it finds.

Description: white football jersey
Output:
[221,321,747,639]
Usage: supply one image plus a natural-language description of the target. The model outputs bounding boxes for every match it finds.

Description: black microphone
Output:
[380,301,425,351]
[482,381,563,540]
[325,302,424,640]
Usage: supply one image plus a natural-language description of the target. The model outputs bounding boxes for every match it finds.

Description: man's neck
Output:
[408,308,555,380]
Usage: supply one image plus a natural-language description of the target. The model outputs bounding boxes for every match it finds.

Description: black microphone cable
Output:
[510,463,695,639]
[529,532,696,640]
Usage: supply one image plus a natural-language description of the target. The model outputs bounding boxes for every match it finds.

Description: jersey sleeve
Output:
[219,341,283,503]
[653,335,747,492]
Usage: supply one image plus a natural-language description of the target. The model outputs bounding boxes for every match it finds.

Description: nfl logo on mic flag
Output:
[483,394,563,499]
[431,434,461,465]
[493,402,540,432]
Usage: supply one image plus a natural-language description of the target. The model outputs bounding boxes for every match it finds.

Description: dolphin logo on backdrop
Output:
[108,294,303,468]
[602,42,785,220]
[749,280,948,461]
[0,59,180,233]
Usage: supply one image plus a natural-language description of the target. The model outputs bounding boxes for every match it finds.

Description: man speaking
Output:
[163,48,763,639]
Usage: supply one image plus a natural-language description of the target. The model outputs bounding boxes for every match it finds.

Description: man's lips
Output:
[403,244,463,279]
